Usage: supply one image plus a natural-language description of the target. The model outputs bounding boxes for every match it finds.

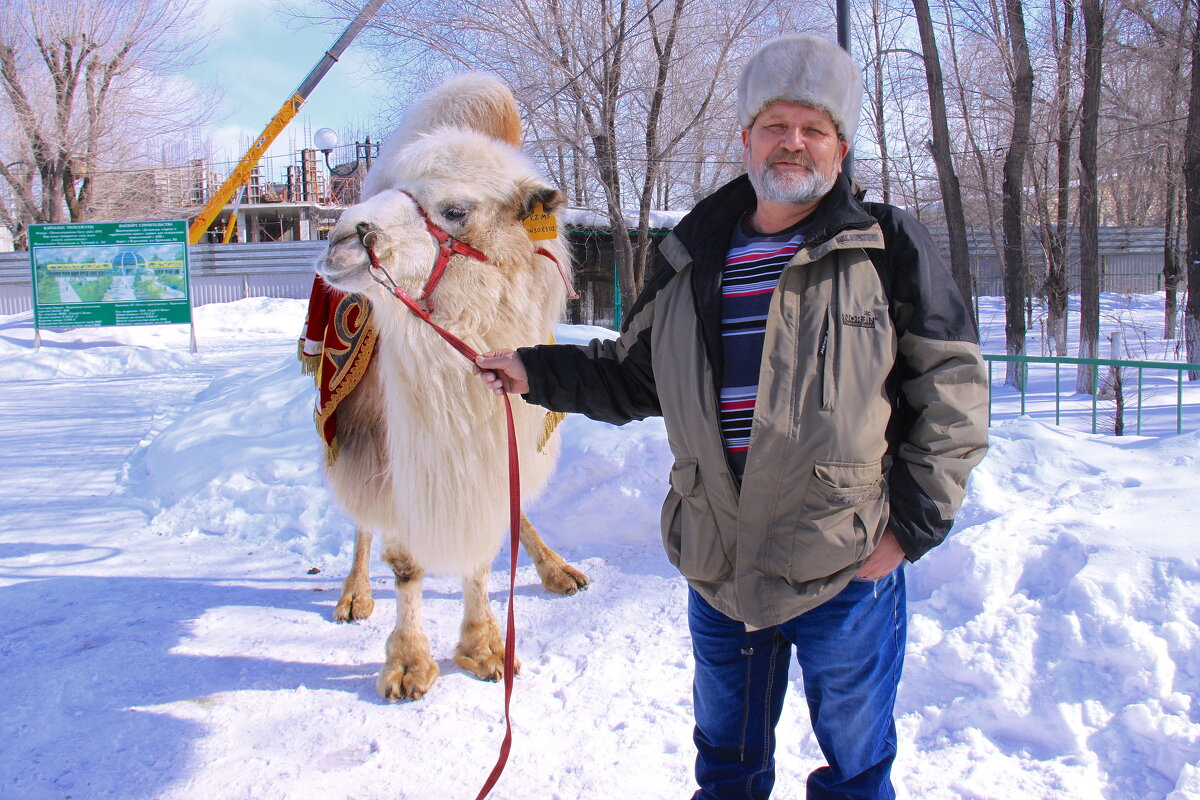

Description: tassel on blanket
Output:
[298,338,321,377]
[538,410,566,454]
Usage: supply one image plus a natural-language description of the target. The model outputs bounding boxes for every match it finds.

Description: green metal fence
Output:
[983,353,1200,435]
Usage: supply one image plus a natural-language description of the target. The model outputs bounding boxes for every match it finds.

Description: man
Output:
[476,33,988,799]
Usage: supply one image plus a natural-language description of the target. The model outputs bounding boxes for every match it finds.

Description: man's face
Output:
[742,102,850,207]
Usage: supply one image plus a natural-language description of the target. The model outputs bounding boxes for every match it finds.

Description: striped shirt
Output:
[720,214,808,480]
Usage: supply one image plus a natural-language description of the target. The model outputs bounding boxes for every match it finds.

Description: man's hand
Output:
[474,350,530,396]
[856,529,905,580]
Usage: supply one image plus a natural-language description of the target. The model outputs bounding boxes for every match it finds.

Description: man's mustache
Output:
[767,153,816,169]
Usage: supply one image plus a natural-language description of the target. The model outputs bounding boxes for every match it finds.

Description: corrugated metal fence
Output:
[0,240,324,316]
[0,226,1184,318]
[928,226,1179,296]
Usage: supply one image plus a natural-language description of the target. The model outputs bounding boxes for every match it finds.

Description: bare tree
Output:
[279,0,1200,350]
[628,0,761,299]
[854,0,908,205]
[1077,0,1103,391]
[1001,0,1035,387]
[0,0,209,246]
[912,0,975,328]
[1038,0,1075,357]
[941,0,1008,276]
[304,0,782,309]
[1117,0,1191,338]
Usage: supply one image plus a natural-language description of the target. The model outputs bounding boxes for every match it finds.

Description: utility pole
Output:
[837,0,854,182]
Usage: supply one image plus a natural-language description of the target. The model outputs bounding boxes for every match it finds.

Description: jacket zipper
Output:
[819,306,834,411]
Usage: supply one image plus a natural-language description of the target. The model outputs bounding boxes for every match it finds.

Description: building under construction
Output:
[189,138,378,244]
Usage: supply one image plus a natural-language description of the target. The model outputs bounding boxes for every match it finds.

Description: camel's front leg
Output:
[376,543,438,701]
[520,513,589,595]
[454,565,519,682]
[334,528,376,622]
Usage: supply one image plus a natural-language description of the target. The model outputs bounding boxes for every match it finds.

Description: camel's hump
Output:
[398,73,521,147]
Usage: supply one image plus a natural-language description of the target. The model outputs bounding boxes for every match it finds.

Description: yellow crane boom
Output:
[188,0,386,245]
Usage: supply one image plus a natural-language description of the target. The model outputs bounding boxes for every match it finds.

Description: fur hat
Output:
[737,34,863,142]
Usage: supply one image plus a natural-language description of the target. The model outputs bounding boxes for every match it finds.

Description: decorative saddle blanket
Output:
[299,274,565,466]
[298,275,377,465]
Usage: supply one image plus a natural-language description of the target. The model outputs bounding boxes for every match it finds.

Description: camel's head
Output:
[318,128,566,321]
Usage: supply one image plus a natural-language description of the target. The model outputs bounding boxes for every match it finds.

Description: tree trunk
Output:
[1077,0,1103,391]
[592,0,636,316]
[1045,0,1074,357]
[943,0,1003,269]
[871,0,891,204]
[1164,161,1181,339]
[913,0,974,331]
[1002,0,1034,389]
[633,0,685,297]
[1164,5,1192,341]
[1186,0,1200,377]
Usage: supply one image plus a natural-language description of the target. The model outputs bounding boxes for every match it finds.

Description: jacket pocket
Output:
[790,460,885,581]
[660,459,732,583]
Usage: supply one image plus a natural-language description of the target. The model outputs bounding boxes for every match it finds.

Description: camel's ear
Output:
[513,179,566,220]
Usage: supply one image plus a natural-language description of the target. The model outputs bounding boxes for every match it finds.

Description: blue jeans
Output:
[689,569,906,800]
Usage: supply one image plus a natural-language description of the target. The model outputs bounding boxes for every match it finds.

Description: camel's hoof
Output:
[377,657,439,701]
[454,649,520,683]
[333,592,375,622]
[540,562,590,596]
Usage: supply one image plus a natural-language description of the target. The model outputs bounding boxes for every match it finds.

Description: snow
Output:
[559,206,687,231]
[1,292,1198,800]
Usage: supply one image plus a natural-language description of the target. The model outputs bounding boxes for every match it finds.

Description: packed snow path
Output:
[1,296,1199,799]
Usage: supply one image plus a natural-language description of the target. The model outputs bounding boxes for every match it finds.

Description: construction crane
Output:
[188,0,386,244]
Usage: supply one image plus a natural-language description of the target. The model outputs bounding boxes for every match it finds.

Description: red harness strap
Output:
[536,246,579,300]
[399,190,489,312]
[363,237,519,800]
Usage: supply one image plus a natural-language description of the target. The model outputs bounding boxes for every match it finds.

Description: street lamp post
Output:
[314,127,339,171]
[314,128,339,205]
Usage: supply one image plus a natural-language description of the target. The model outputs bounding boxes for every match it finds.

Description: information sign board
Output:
[29,220,192,328]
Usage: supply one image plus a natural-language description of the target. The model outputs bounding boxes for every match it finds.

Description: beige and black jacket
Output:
[520,174,988,629]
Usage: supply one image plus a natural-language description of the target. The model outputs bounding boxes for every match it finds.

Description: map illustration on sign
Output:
[35,244,187,304]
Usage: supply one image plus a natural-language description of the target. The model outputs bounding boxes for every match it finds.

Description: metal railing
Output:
[984,353,1200,435]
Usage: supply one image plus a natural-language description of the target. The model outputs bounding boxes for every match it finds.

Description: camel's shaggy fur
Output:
[317,74,586,701]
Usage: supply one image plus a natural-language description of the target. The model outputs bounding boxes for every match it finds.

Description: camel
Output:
[313,74,587,701]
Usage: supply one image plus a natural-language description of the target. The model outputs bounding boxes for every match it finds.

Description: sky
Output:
[181,0,395,180]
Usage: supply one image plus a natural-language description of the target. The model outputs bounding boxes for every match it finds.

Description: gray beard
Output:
[748,160,837,206]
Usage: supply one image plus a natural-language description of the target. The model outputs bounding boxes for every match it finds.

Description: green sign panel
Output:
[29,220,192,328]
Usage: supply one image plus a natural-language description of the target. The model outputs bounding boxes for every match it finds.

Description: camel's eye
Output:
[441,205,469,223]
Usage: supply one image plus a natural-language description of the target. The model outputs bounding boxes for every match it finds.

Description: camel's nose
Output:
[356,221,379,249]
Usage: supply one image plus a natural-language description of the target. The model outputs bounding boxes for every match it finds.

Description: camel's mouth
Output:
[319,237,374,290]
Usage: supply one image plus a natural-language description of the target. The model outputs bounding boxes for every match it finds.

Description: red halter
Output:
[365,190,578,309]
[399,190,489,312]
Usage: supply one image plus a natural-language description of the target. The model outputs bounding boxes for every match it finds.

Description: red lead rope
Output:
[363,242,519,800]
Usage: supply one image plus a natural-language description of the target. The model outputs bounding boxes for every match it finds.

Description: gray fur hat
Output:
[737,34,863,142]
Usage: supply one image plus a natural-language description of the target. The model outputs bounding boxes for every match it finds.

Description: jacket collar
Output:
[664,172,881,274]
